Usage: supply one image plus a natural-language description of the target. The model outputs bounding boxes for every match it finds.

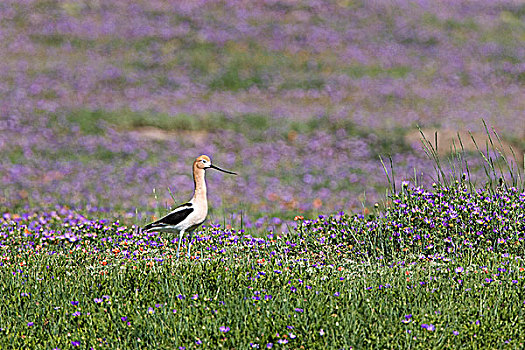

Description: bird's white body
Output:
[142,155,236,258]
[148,199,207,234]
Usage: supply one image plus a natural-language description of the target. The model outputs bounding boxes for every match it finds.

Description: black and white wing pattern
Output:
[143,203,194,232]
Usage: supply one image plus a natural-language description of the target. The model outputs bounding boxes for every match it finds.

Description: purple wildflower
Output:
[421,324,435,331]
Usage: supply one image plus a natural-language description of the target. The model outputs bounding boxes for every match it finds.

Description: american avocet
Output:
[142,155,236,258]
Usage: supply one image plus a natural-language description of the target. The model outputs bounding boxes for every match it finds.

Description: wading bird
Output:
[142,155,237,258]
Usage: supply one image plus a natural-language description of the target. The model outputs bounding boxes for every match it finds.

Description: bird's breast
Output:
[191,201,208,222]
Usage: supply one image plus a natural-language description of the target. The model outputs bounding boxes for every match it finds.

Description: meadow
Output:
[1,0,525,348]
[1,171,524,349]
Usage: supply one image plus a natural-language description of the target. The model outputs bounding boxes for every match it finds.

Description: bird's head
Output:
[194,155,237,175]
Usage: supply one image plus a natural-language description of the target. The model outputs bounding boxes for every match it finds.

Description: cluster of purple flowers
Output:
[0,0,522,226]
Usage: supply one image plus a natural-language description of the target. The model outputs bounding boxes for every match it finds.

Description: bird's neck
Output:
[192,167,207,203]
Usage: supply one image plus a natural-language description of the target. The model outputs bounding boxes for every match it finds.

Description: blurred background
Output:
[0,0,523,230]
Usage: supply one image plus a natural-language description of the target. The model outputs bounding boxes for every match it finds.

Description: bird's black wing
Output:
[143,203,194,231]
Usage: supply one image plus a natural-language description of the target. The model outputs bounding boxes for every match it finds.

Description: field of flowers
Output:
[1,180,524,348]
[1,0,524,224]
[1,0,525,348]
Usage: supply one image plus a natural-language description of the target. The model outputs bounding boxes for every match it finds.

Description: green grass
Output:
[278,77,326,90]
[62,109,276,144]
[343,65,412,79]
[209,65,267,91]
[29,34,96,49]
[1,179,525,349]
[2,129,525,348]
[64,109,203,135]
[2,255,523,349]
[61,108,414,156]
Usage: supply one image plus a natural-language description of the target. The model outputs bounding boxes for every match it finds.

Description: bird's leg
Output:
[187,231,192,257]
[177,230,184,259]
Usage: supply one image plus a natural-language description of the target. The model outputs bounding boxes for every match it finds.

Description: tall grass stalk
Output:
[410,122,524,195]
[417,126,448,188]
